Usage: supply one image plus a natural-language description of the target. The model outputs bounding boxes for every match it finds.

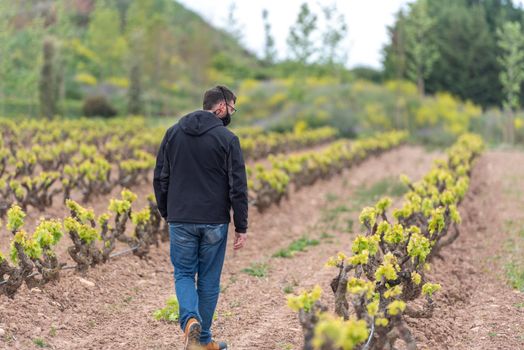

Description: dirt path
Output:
[0,145,439,350]
[407,151,524,350]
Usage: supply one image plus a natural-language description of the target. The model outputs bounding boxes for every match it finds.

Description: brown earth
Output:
[407,151,524,350]
[1,147,522,350]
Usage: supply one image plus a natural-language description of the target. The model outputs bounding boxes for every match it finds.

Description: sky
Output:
[177,0,414,69]
[178,0,524,69]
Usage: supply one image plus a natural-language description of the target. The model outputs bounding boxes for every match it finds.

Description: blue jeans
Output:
[169,222,228,344]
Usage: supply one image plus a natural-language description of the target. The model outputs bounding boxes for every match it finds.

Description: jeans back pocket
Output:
[202,224,227,245]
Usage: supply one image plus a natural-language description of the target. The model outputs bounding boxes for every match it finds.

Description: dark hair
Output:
[203,85,237,110]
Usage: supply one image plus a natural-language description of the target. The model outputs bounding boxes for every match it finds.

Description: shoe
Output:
[200,340,228,350]
[184,318,202,350]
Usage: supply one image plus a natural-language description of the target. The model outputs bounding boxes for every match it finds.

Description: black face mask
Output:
[221,112,231,127]
[213,109,231,126]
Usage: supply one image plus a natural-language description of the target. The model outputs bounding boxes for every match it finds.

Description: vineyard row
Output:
[287,133,484,350]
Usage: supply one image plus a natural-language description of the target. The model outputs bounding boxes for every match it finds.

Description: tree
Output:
[262,9,276,65]
[383,0,524,107]
[469,0,524,33]
[0,1,14,115]
[39,37,57,118]
[127,62,142,115]
[319,3,348,67]
[287,3,318,64]
[126,0,180,116]
[225,2,244,44]
[496,21,524,143]
[382,9,407,81]
[42,0,79,117]
[0,2,45,116]
[382,9,410,130]
[404,0,439,95]
[86,1,128,82]
[426,2,499,106]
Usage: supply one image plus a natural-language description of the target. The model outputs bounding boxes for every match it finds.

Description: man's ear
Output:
[212,104,221,116]
[218,101,226,114]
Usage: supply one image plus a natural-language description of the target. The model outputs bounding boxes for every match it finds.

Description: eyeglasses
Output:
[219,86,237,115]
[227,103,237,115]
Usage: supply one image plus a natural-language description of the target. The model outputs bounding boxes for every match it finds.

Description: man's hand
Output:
[233,232,247,250]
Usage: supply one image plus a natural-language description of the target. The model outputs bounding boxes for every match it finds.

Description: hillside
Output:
[0,0,263,117]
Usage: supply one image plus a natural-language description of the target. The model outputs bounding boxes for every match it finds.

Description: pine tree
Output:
[425,2,499,106]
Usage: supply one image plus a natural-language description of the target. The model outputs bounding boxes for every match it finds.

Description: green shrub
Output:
[82,95,118,118]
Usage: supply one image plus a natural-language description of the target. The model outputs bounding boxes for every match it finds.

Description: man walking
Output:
[153,85,248,350]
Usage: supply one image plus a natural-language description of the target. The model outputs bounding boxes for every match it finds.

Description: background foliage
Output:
[1,0,524,145]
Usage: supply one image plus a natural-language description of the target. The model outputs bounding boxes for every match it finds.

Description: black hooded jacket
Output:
[153,110,248,233]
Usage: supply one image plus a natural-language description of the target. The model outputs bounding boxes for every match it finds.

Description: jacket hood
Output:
[179,110,223,136]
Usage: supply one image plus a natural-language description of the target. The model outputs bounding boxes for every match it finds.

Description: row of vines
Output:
[248,131,407,211]
[0,189,167,298]
[287,134,484,350]
[0,117,337,216]
[0,124,405,299]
